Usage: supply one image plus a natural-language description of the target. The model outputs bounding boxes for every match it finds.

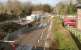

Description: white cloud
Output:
[18,0,29,2]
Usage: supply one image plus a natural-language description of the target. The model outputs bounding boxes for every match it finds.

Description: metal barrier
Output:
[65,26,81,43]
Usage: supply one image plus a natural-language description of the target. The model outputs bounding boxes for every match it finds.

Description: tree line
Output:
[0,1,53,22]
[0,0,78,21]
[55,1,77,15]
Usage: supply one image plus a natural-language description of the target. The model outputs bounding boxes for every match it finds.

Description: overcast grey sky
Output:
[0,0,61,6]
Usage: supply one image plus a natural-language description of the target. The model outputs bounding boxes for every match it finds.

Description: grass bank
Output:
[51,16,79,50]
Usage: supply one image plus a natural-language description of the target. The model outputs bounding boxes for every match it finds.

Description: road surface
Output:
[16,17,50,50]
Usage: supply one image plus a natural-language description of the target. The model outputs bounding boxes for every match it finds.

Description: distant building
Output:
[32,11,43,15]
[32,11,51,17]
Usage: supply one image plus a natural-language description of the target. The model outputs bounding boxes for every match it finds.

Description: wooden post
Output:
[76,4,81,30]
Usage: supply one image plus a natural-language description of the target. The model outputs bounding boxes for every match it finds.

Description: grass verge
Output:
[51,16,79,50]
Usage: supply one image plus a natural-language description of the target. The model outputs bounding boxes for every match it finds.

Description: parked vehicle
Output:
[0,41,16,50]
[64,18,76,27]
